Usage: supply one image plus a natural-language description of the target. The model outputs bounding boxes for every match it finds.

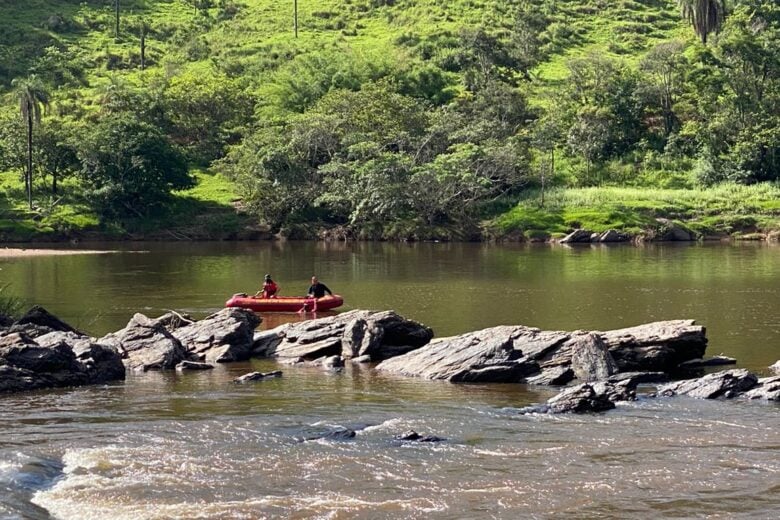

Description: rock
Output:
[767,230,780,242]
[377,320,705,384]
[233,370,282,383]
[99,313,188,371]
[742,376,780,401]
[598,229,630,243]
[654,218,696,241]
[350,354,372,364]
[175,361,214,371]
[264,310,432,362]
[172,308,260,363]
[395,430,445,443]
[321,355,344,369]
[605,371,669,385]
[526,366,574,386]
[546,383,617,413]
[298,427,356,442]
[678,355,737,369]
[602,320,707,373]
[770,360,780,375]
[251,327,286,357]
[375,326,539,382]
[658,369,758,399]
[8,306,82,338]
[0,331,124,393]
[560,229,593,244]
[569,333,618,382]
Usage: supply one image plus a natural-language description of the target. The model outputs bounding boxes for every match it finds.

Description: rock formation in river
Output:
[0,310,125,394]
[375,320,707,385]
[252,310,433,364]
[100,308,261,370]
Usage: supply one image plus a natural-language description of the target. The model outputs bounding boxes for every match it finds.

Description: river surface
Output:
[1,241,779,519]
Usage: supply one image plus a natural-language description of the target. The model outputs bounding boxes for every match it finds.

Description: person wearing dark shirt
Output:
[300,276,332,312]
[307,276,332,298]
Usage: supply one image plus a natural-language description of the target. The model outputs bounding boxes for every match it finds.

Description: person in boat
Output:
[301,276,333,312]
[255,274,280,299]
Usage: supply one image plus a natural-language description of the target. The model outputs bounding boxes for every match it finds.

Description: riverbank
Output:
[3,178,780,243]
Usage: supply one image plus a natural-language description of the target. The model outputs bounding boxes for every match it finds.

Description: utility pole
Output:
[294,0,298,38]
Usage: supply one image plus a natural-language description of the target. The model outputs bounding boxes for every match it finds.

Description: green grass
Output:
[492,184,780,238]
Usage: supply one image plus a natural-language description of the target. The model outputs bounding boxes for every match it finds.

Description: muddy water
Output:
[1,242,779,519]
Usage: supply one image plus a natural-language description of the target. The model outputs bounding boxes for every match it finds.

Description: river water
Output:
[1,242,779,519]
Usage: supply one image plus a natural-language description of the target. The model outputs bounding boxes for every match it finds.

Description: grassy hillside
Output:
[1,1,778,241]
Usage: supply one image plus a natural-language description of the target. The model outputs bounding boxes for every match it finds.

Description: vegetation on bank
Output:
[0,1,778,241]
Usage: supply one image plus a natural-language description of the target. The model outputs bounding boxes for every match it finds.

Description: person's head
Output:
[311,276,318,284]
[264,274,272,282]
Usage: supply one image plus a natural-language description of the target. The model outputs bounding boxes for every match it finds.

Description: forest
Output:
[0,0,778,240]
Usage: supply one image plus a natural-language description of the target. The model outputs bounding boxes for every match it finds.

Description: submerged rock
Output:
[658,369,758,399]
[678,355,737,369]
[233,370,282,383]
[175,361,214,371]
[395,430,445,443]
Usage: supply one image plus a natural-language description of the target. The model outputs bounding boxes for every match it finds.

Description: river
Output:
[1,241,779,519]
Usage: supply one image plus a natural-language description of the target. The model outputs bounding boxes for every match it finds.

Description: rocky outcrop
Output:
[560,229,593,244]
[375,326,539,382]
[601,320,707,372]
[377,320,706,384]
[0,328,124,394]
[254,310,432,363]
[653,218,696,241]
[7,306,83,338]
[171,308,260,363]
[99,313,189,371]
[658,369,758,399]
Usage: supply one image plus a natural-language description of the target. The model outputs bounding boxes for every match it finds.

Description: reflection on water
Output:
[1,242,780,519]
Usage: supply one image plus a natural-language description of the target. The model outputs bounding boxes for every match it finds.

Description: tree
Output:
[639,40,688,139]
[77,113,192,218]
[678,0,728,44]
[11,75,49,209]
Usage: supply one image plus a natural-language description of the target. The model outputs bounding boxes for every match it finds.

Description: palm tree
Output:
[678,0,728,45]
[11,75,49,210]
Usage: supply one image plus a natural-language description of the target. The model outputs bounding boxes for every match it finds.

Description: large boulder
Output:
[172,307,260,363]
[260,310,432,362]
[568,333,618,382]
[560,229,594,244]
[375,326,539,382]
[99,313,188,371]
[0,330,125,393]
[8,306,83,338]
[653,218,696,241]
[658,369,758,399]
[36,331,124,384]
[601,320,707,372]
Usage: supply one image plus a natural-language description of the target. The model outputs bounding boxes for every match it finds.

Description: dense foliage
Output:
[0,0,778,237]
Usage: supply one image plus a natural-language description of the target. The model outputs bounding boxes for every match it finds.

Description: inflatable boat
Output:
[225,294,344,313]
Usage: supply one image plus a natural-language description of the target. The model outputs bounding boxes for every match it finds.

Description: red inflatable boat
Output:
[225,294,344,312]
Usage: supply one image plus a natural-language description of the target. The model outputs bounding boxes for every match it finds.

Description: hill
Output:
[1,1,778,241]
